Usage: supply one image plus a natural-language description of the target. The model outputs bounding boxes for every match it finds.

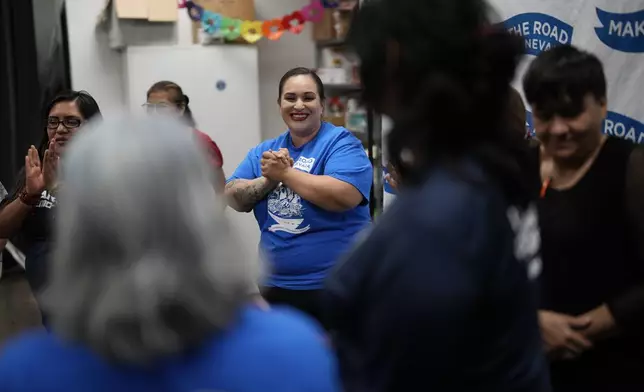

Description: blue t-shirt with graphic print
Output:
[228,122,373,290]
[0,306,340,392]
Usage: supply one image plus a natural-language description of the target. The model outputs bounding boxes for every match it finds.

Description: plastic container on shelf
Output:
[345,98,367,134]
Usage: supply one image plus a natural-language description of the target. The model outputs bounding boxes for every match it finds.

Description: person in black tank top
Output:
[524,45,644,391]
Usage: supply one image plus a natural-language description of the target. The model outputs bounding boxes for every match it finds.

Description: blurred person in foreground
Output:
[0,115,340,392]
[525,45,644,391]
[324,0,550,391]
[385,86,528,192]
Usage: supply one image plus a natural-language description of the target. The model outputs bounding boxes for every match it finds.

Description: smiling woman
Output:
[224,67,373,328]
[0,90,101,328]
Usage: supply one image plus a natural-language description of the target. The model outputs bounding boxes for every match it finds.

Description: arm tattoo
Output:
[226,178,276,211]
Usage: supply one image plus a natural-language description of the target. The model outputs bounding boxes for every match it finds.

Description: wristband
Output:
[19,189,41,206]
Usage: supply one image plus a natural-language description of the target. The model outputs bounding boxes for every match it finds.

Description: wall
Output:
[62,0,315,254]
[63,0,315,139]
[32,0,65,77]
[65,0,127,115]
[256,0,316,139]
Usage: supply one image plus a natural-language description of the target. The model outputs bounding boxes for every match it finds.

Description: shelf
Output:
[337,0,359,10]
[323,83,362,96]
[315,38,348,48]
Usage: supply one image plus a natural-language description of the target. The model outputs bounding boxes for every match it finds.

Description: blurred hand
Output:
[385,163,400,191]
[25,146,45,196]
[579,304,617,342]
[539,310,593,360]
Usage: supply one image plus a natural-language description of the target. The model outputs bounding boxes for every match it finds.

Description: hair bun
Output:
[183,95,190,105]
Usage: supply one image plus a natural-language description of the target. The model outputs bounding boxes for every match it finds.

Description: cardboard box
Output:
[313,10,334,42]
[323,115,346,127]
[112,0,177,22]
[191,0,256,44]
[97,0,178,50]
[312,1,356,42]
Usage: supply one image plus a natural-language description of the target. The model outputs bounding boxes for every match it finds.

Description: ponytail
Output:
[181,94,197,128]
[147,81,197,128]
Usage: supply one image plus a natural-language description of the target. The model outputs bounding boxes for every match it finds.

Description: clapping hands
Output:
[24,141,58,197]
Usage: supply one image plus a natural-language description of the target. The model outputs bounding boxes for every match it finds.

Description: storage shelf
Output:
[315,38,348,48]
[316,0,384,218]
[323,83,362,96]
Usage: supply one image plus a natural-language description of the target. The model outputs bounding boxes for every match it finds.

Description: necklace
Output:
[539,136,607,199]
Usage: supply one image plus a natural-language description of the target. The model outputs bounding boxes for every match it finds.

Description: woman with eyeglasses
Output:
[145,81,226,193]
[0,90,102,328]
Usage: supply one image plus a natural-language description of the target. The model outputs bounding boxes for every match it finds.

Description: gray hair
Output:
[43,114,260,364]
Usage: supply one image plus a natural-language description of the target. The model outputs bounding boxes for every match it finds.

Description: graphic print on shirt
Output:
[507,205,542,280]
[37,190,56,209]
[267,185,310,234]
[293,156,316,172]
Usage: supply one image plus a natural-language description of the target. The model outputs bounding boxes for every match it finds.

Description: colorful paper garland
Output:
[282,11,306,34]
[179,0,340,43]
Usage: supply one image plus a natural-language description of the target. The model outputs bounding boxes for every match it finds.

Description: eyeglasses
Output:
[142,103,176,114]
[47,117,82,129]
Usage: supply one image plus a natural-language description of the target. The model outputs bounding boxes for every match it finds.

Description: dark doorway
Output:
[0,0,71,189]
[0,0,41,189]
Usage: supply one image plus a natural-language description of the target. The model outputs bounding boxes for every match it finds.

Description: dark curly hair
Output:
[349,0,532,207]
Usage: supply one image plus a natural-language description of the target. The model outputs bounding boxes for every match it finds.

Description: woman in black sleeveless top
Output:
[524,45,644,390]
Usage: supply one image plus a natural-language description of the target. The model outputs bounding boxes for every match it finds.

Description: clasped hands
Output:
[261,148,294,183]
[539,305,615,361]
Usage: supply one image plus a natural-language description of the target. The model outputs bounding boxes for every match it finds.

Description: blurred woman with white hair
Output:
[0,115,340,392]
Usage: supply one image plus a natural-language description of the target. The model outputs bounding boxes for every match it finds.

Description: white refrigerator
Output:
[125,45,263,262]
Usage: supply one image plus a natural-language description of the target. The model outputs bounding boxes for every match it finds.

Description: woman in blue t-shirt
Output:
[0,115,340,392]
[225,67,373,327]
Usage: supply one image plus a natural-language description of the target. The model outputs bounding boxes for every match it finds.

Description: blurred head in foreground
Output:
[349,0,530,205]
[44,114,258,364]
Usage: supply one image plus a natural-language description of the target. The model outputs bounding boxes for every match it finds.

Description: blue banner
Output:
[502,13,574,56]
[526,110,535,137]
[525,110,644,144]
[604,111,644,144]
[595,8,644,53]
